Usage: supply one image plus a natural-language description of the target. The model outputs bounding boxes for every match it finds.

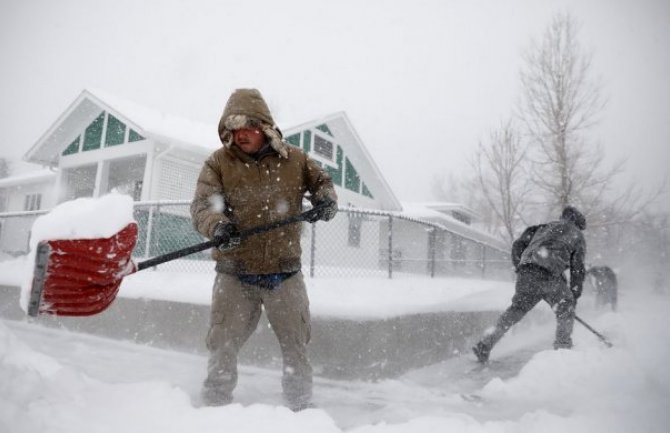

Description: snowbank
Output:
[2,290,670,432]
[0,321,341,433]
[115,272,513,319]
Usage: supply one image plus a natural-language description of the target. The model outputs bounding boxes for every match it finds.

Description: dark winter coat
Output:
[512,219,586,295]
[190,89,337,275]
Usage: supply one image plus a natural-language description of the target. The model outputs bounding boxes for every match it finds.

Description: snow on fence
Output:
[0,201,511,280]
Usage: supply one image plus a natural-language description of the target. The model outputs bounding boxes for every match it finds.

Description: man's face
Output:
[233,128,265,154]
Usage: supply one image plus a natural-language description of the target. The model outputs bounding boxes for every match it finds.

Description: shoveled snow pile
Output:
[1,290,669,433]
[19,193,135,312]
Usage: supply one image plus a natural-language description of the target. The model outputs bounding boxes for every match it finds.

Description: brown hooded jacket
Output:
[191,89,337,275]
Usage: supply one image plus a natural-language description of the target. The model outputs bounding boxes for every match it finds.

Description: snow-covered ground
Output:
[2,194,669,432]
[1,285,669,433]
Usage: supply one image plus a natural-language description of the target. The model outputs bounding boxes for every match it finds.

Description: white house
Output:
[0,89,508,279]
[0,89,402,254]
[20,89,401,209]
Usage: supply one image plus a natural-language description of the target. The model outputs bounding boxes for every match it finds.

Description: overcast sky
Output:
[1,0,668,208]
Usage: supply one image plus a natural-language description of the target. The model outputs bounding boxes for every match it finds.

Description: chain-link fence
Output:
[0,201,511,280]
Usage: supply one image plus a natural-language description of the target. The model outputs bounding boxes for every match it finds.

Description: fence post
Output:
[310,221,316,278]
[153,203,162,259]
[144,205,154,259]
[388,214,393,279]
[481,244,487,278]
[429,228,436,278]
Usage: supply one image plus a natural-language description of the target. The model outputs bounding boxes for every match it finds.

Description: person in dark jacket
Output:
[586,265,618,311]
[472,206,587,363]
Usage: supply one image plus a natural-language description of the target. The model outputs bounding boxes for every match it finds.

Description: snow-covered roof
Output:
[400,202,506,250]
[24,89,220,165]
[23,88,405,212]
[285,112,403,211]
[411,201,479,220]
[0,169,56,188]
[85,88,219,152]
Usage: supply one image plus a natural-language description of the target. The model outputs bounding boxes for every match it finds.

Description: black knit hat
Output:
[561,206,586,230]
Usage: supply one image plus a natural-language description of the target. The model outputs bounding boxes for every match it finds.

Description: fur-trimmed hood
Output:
[218,88,288,158]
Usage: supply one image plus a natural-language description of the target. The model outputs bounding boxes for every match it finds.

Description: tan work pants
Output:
[202,271,312,408]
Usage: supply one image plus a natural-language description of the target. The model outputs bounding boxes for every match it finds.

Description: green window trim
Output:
[286,133,300,147]
[83,112,105,151]
[105,114,126,147]
[325,145,343,186]
[62,136,81,156]
[129,129,145,142]
[302,130,312,153]
[344,157,361,192]
[362,183,374,199]
[316,123,333,137]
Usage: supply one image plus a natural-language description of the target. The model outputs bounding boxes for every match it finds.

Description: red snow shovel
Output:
[27,207,323,317]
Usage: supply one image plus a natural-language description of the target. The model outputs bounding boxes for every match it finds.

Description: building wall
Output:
[283,122,386,210]
[0,180,55,254]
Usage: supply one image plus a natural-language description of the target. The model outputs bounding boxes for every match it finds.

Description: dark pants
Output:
[479,264,576,352]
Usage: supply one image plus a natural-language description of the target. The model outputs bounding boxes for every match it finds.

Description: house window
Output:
[344,157,361,192]
[324,145,343,186]
[105,114,126,147]
[286,133,300,147]
[362,183,374,199]
[315,123,333,137]
[302,130,312,153]
[314,135,334,161]
[106,155,147,201]
[24,193,42,211]
[62,136,81,156]
[129,129,145,142]
[83,112,105,151]
[61,164,97,201]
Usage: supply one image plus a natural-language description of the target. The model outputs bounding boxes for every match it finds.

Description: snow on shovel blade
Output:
[28,223,138,317]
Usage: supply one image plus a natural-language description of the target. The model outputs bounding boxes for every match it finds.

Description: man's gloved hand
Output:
[304,198,338,223]
[571,285,582,301]
[213,222,241,251]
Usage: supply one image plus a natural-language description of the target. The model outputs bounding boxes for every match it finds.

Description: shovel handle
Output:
[574,314,613,348]
[544,299,614,348]
[135,210,315,272]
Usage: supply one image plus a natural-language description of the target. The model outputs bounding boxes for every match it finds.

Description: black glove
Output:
[571,285,582,300]
[304,198,338,223]
[213,222,241,251]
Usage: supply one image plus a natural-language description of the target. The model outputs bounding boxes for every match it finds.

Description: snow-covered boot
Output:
[289,401,317,412]
[553,339,573,350]
[201,387,233,406]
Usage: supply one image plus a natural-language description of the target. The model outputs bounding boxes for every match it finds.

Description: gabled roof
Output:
[24,89,220,165]
[285,112,402,211]
[23,89,402,211]
[0,169,56,188]
[410,201,480,222]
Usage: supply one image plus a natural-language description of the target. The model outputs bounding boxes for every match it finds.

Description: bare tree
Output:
[472,120,532,244]
[518,12,616,215]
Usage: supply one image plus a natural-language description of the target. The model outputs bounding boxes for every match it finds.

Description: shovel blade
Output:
[28,223,139,317]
